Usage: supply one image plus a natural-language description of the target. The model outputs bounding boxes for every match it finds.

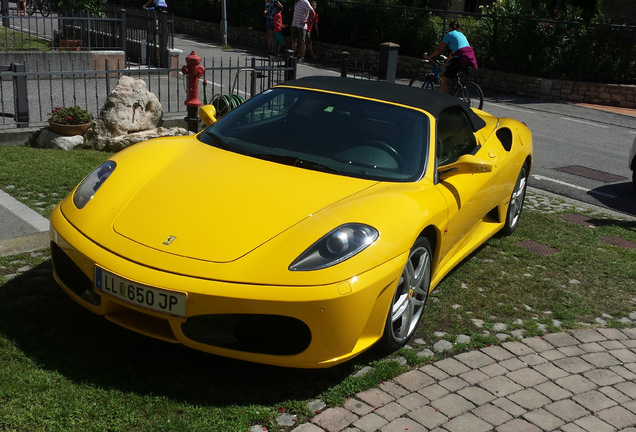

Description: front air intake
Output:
[182,314,311,355]
[50,242,101,306]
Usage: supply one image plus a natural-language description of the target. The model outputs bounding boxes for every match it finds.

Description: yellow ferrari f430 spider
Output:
[50,76,533,368]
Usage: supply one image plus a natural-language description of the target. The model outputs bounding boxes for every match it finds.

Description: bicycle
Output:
[26,0,50,16]
[409,58,484,110]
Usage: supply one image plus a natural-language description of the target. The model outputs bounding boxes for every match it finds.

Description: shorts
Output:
[291,26,306,42]
[266,18,274,30]
[305,30,312,45]
[275,31,284,46]
[444,57,462,79]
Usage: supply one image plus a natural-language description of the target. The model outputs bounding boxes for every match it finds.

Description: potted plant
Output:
[48,106,93,136]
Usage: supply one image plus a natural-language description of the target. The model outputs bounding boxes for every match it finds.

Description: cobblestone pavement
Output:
[279,192,636,432]
[1,183,635,432]
[285,327,636,432]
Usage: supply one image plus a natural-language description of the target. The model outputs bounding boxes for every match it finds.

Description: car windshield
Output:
[198,87,430,182]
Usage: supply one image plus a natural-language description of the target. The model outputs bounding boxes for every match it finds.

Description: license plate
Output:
[95,267,186,317]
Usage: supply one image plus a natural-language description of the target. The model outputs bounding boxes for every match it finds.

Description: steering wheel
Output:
[365,140,403,166]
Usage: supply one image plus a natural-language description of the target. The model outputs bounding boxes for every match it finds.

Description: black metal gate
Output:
[0,64,29,128]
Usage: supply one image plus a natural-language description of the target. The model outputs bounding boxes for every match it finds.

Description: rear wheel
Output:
[379,237,431,351]
[458,82,484,110]
[501,163,529,236]
[40,0,50,16]
[26,0,35,15]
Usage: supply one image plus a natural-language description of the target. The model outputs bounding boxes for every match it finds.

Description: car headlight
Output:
[289,223,379,271]
[73,161,117,209]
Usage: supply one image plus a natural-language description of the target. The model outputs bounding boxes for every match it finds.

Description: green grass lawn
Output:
[0,27,51,51]
[0,146,634,431]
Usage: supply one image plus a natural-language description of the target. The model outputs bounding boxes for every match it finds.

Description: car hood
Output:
[111,144,377,263]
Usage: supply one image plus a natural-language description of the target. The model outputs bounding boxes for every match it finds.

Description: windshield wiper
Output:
[252,154,340,174]
[201,131,230,149]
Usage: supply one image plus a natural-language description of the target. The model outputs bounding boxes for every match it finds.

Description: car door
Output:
[434,106,505,264]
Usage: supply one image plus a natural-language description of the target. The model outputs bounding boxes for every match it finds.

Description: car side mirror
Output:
[437,154,493,180]
[199,105,218,126]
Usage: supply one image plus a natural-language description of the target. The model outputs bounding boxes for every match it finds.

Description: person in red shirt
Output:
[273,3,287,55]
[305,1,319,60]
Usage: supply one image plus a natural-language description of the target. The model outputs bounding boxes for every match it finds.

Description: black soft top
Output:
[279,76,487,131]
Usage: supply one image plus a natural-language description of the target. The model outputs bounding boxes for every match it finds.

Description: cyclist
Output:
[423,20,478,94]
[143,0,167,11]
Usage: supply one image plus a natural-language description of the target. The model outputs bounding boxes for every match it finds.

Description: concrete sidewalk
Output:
[0,189,49,257]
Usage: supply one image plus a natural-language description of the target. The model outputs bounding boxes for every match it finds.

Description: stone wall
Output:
[472,69,636,107]
[0,51,126,78]
[174,16,636,109]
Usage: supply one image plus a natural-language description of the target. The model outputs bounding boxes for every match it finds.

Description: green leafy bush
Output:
[465,0,635,83]
[48,106,93,125]
[110,0,634,83]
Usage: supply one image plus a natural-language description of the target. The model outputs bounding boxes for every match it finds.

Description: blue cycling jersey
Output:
[443,30,470,55]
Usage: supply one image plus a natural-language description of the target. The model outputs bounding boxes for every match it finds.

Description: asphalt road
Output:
[480,95,636,217]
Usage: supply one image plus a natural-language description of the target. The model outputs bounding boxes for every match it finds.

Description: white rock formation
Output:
[85,75,191,151]
[36,75,191,151]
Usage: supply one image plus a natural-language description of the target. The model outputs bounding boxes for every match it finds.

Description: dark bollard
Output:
[341,51,350,78]
[378,42,399,83]
[284,50,297,81]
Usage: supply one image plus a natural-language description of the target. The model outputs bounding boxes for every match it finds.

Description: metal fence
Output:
[323,0,636,83]
[105,4,175,66]
[340,52,380,81]
[1,6,175,66]
[0,55,297,130]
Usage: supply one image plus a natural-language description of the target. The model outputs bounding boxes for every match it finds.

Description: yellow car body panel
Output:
[50,77,532,368]
[51,207,407,368]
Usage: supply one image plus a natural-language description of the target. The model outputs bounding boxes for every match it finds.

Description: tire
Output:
[458,82,484,110]
[409,75,437,91]
[501,163,529,236]
[378,237,431,351]
[26,0,35,15]
[40,1,50,16]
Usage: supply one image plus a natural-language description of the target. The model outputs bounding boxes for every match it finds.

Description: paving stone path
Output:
[2,185,635,432]
[277,191,636,432]
[283,328,636,432]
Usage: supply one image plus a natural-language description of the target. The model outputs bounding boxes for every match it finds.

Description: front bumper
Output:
[49,206,406,368]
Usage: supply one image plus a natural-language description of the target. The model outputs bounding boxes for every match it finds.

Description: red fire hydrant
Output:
[182,51,205,132]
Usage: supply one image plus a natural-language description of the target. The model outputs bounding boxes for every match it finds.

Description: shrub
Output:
[48,106,93,125]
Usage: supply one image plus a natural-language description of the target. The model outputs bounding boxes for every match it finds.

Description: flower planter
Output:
[60,39,82,51]
[48,121,91,136]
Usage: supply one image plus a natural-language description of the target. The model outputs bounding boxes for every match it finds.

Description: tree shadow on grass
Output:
[0,261,384,407]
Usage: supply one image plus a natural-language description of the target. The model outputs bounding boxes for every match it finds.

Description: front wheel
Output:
[26,0,35,15]
[40,0,50,16]
[378,237,431,351]
[458,82,484,110]
[501,163,529,236]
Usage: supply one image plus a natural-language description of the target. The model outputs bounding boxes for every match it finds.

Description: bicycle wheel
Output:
[409,75,437,91]
[40,0,50,16]
[26,0,35,16]
[458,81,484,110]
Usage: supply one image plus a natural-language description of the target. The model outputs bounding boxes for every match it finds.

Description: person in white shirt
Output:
[290,0,314,62]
